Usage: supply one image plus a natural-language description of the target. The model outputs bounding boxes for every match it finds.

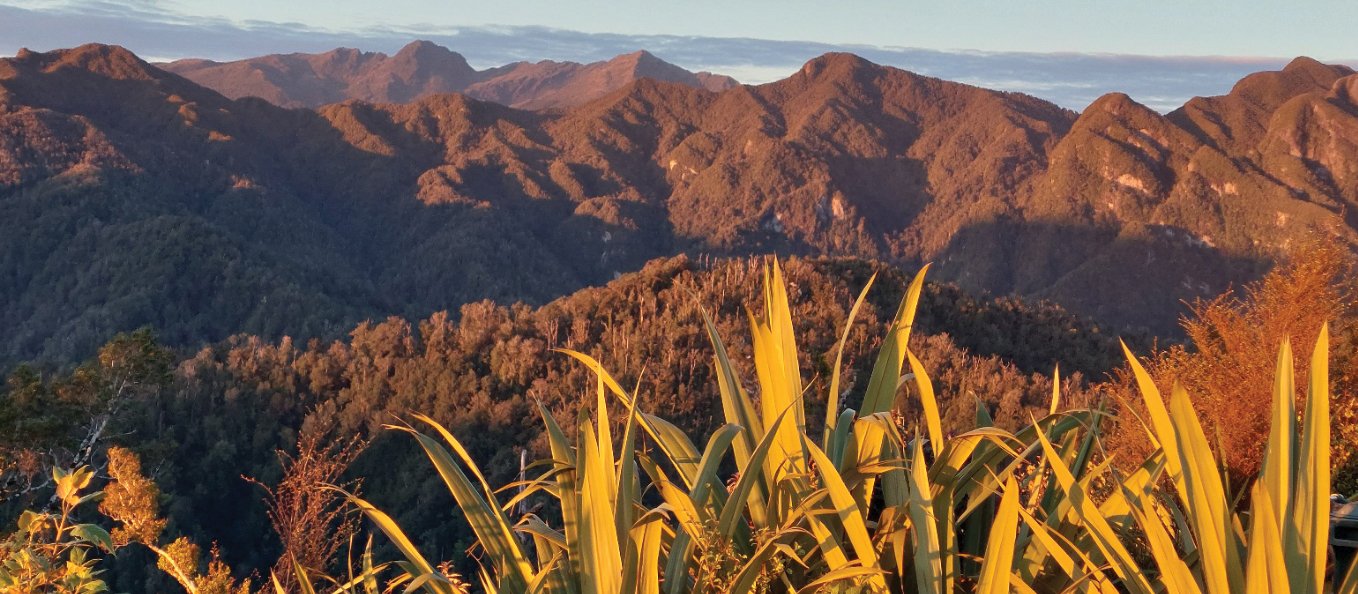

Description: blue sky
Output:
[20,0,1357,58]
[3,1,1354,111]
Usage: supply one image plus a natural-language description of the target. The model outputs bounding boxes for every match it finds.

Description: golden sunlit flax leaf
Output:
[1288,324,1330,594]
[975,476,1020,594]
[578,423,623,594]
[825,272,876,444]
[1259,339,1295,526]
[906,348,945,454]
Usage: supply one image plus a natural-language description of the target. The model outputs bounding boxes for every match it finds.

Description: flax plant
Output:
[354,260,1352,594]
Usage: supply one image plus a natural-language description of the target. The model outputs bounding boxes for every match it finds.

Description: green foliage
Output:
[0,328,171,506]
[351,260,1350,593]
[22,256,1102,588]
[7,255,1347,593]
[0,466,112,594]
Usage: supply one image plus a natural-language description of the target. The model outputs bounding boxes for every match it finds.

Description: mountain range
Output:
[159,41,738,109]
[2,42,1356,364]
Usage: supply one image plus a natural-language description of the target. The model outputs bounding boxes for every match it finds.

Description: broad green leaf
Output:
[1049,364,1061,415]
[826,273,876,444]
[975,476,1021,594]
[861,264,930,416]
[579,422,623,594]
[628,515,664,594]
[907,438,943,594]
[718,405,795,537]
[1259,338,1295,528]
[1125,486,1200,594]
[396,423,534,592]
[344,493,452,594]
[804,440,882,581]
[906,348,945,456]
[1244,483,1289,594]
[70,524,113,552]
[290,554,318,594]
[793,565,884,594]
[1288,325,1330,594]
[1033,429,1154,594]
[1167,384,1240,594]
[1121,341,1185,486]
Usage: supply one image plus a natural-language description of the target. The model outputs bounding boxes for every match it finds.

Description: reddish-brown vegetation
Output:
[160,42,738,109]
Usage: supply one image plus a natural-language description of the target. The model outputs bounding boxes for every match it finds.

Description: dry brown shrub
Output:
[250,427,365,593]
[1106,242,1356,485]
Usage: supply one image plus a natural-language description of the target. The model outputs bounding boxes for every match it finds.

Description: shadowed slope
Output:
[4,44,1358,364]
[160,41,738,109]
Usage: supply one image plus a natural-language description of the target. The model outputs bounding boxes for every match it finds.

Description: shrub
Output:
[353,260,1354,593]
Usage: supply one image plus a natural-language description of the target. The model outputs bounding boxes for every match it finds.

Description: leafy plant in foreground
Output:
[352,263,1070,592]
[0,467,112,594]
[339,260,1352,593]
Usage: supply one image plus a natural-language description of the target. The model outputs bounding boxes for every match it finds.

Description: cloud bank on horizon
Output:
[1,1,1346,112]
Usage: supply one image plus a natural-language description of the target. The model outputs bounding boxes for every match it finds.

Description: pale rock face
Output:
[762,212,785,233]
[1116,173,1149,193]
[1209,181,1239,196]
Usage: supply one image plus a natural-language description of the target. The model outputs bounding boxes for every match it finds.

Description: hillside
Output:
[3,44,1357,364]
[159,41,739,109]
[2,255,1122,589]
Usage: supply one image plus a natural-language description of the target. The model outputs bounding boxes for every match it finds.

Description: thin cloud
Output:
[1,1,1348,112]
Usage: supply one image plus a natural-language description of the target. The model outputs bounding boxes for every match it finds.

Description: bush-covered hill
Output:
[3,252,1355,594]
[5,44,1358,369]
[2,255,1137,591]
[160,42,738,110]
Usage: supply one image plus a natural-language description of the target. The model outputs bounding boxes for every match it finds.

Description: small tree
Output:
[1107,243,1355,484]
[249,429,365,594]
[0,329,171,504]
[0,466,113,594]
[99,447,250,594]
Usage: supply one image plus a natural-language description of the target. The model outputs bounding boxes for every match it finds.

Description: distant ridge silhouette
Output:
[2,43,1356,362]
[160,41,739,109]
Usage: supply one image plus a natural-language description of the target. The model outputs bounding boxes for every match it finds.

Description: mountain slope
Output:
[161,41,479,107]
[466,50,738,109]
[160,41,739,109]
[3,44,1357,364]
[0,44,587,363]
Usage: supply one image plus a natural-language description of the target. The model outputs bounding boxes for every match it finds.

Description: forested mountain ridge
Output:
[2,255,1130,591]
[3,43,1356,366]
[159,41,739,109]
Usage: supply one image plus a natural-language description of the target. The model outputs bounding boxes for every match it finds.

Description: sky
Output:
[2,0,1354,111]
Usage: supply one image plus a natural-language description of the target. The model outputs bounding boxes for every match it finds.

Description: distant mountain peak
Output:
[1087,92,1153,115]
[399,39,442,51]
[799,52,877,78]
[7,43,162,82]
[1224,56,1353,102]
[1283,56,1336,75]
[394,39,461,61]
[1332,73,1358,105]
[318,47,367,61]
[4,44,1358,342]
[615,49,658,61]
[605,50,690,79]
[385,40,475,84]
[161,41,735,109]
[1167,56,1355,153]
